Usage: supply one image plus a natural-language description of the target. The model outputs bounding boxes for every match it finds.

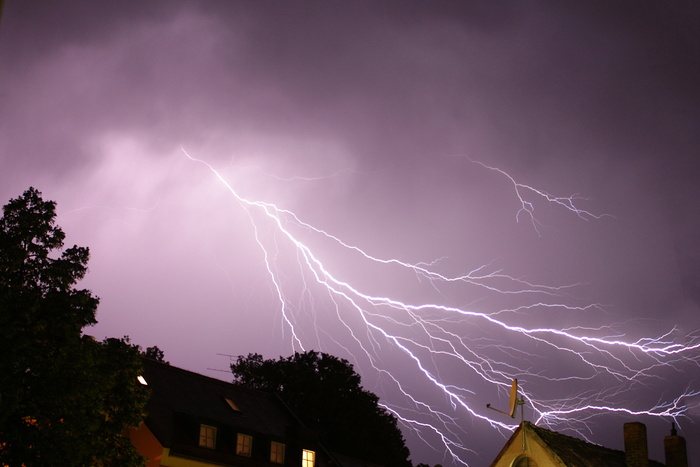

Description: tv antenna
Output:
[487,378,525,422]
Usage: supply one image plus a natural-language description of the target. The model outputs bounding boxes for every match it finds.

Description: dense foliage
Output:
[231,350,412,467]
[0,188,149,466]
[142,345,168,364]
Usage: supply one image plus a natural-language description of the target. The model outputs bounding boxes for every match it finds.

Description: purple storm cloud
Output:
[1,2,699,465]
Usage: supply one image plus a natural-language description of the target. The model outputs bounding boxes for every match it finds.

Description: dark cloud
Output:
[1,2,699,465]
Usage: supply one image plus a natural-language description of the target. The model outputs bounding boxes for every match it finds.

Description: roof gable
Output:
[490,423,563,467]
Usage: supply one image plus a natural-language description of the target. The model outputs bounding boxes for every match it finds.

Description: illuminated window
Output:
[513,456,538,467]
[199,424,217,449]
[236,433,253,457]
[270,441,285,464]
[302,449,315,467]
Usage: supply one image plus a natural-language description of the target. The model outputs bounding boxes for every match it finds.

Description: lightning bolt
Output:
[182,148,700,466]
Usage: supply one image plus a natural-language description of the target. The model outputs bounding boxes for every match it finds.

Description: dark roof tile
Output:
[525,422,665,467]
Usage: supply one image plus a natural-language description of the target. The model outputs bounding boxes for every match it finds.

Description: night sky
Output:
[1,2,699,466]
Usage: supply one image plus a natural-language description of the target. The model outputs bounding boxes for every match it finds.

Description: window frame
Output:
[302,448,316,467]
[236,432,253,457]
[224,397,242,413]
[270,441,285,464]
[513,455,538,467]
[198,424,217,449]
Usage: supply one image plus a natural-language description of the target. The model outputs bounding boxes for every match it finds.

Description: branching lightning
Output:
[183,148,700,466]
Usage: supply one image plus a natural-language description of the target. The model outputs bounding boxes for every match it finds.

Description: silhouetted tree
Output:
[0,187,149,466]
[231,350,412,467]
[143,345,168,364]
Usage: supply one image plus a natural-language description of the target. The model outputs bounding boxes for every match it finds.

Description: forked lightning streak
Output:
[183,148,700,466]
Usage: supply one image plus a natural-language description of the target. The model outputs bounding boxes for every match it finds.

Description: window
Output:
[302,449,315,467]
[224,397,241,412]
[236,433,253,457]
[199,424,217,449]
[270,441,285,464]
[513,456,538,467]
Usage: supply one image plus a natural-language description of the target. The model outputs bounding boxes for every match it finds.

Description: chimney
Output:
[624,422,649,467]
[664,423,688,467]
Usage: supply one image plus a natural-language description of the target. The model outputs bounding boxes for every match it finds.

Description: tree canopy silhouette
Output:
[231,350,412,467]
[0,187,149,466]
[142,345,169,364]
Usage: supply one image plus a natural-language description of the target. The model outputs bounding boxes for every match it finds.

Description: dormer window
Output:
[236,433,253,457]
[199,424,217,449]
[224,397,242,413]
[302,449,315,467]
[270,441,285,464]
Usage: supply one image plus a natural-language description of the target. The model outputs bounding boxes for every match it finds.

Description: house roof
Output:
[138,358,392,467]
[139,357,303,448]
[491,421,665,467]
